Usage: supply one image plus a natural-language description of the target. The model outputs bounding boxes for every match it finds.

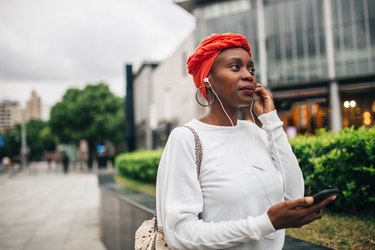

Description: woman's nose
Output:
[242,71,254,82]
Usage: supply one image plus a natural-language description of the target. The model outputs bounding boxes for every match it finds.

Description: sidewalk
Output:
[0,162,106,250]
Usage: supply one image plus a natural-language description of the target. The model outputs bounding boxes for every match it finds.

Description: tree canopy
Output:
[49,83,125,147]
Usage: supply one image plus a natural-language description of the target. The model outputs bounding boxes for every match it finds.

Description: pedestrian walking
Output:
[62,151,70,174]
[155,33,336,249]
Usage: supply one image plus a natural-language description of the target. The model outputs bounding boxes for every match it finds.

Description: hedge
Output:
[115,150,163,183]
[290,126,375,213]
[115,126,374,213]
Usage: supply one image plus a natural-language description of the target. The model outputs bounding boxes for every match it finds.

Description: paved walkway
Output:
[0,162,107,250]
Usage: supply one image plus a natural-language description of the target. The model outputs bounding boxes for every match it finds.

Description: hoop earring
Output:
[195,86,214,107]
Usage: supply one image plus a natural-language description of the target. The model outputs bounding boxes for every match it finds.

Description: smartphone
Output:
[313,188,339,204]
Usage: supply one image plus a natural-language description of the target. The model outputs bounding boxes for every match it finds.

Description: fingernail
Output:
[305,196,314,204]
[330,195,337,201]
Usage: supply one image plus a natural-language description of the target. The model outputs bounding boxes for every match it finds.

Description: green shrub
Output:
[116,127,374,213]
[290,126,375,213]
[115,150,163,183]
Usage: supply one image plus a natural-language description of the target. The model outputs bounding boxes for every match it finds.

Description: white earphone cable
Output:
[249,99,255,123]
[204,78,235,132]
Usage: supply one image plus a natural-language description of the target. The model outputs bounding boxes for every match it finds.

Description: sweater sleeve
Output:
[156,127,275,250]
[257,110,304,200]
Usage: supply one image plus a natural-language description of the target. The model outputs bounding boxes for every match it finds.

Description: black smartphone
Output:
[312,188,339,204]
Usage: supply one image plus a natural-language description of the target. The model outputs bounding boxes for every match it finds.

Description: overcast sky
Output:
[0,0,195,119]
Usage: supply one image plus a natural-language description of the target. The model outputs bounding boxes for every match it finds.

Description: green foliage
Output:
[115,150,163,183]
[49,83,125,147]
[0,125,21,161]
[0,120,56,162]
[290,126,375,213]
[26,120,49,161]
[39,126,57,151]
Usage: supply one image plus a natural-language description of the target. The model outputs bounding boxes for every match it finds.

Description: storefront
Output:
[275,82,375,136]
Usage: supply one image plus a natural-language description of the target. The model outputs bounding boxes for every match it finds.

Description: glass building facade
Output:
[178,0,375,133]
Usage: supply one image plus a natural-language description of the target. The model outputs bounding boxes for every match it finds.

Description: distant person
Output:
[286,118,297,139]
[156,33,336,249]
[1,156,11,171]
[62,151,70,174]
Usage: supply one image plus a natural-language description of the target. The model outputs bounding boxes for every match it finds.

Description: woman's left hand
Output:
[252,83,276,116]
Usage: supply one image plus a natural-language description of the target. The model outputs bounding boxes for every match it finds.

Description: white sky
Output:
[0,0,195,119]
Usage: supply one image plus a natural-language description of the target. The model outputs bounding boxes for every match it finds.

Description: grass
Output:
[114,175,374,249]
[113,174,156,196]
[286,211,375,249]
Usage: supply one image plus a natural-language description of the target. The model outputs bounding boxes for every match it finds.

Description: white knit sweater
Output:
[156,110,304,250]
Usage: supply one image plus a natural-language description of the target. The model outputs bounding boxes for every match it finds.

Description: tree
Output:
[26,120,50,161]
[49,83,125,166]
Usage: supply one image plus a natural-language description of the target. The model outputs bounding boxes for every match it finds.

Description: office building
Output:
[177,0,375,132]
[26,90,42,121]
[0,100,24,131]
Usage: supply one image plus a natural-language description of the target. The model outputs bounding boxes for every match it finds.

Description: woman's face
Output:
[208,47,257,109]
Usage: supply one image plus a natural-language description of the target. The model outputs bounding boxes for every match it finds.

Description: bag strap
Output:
[154,125,203,231]
[182,125,203,179]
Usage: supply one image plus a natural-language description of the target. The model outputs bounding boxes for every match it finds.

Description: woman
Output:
[156,33,335,250]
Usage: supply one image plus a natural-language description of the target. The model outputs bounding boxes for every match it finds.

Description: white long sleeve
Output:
[258,110,305,200]
[156,111,304,250]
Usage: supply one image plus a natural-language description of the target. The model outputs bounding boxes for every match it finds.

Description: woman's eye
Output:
[248,68,256,75]
[230,65,240,71]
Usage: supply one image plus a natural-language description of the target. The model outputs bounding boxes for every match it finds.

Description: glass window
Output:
[316,0,325,27]
[264,4,276,37]
[304,0,314,32]
[319,30,326,56]
[369,19,375,47]
[343,24,354,50]
[356,20,367,50]
[354,0,365,21]
[346,60,356,75]
[274,36,281,62]
[331,0,340,27]
[294,2,303,32]
[367,0,375,18]
[307,32,316,57]
[285,34,292,60]
[341,0,351,24]
[296,33,304,59]
[357,59,370,75]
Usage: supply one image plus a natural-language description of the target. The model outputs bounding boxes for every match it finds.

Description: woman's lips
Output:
[239,86,254,95]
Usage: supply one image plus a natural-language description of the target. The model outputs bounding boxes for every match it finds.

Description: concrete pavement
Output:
[0,162,107,250]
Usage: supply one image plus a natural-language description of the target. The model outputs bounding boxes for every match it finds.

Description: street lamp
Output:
[21,110,27,169]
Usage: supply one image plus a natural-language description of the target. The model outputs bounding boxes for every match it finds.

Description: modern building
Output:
[132,33,204,149]
[26,90,42,121]
[0,100,24,131]
[177,0,375,133]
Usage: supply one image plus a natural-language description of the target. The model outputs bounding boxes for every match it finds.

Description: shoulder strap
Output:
[182,125,202,179]
[153,125,202,229]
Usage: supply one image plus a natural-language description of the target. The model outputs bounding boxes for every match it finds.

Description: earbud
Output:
[203,77,212,88]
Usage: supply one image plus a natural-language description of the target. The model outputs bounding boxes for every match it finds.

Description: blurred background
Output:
[0,0,374,249]
[1,0,374,166]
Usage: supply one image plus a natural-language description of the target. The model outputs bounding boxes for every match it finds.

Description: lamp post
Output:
[21,110,27,169]
[125,64,136,152]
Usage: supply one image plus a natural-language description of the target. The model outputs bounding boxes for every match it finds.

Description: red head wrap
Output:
[187,33,251,99]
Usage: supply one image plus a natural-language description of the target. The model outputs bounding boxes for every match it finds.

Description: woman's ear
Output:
[203,77,211,88]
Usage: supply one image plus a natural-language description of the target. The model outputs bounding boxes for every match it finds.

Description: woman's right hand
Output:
[267,196,336,230]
